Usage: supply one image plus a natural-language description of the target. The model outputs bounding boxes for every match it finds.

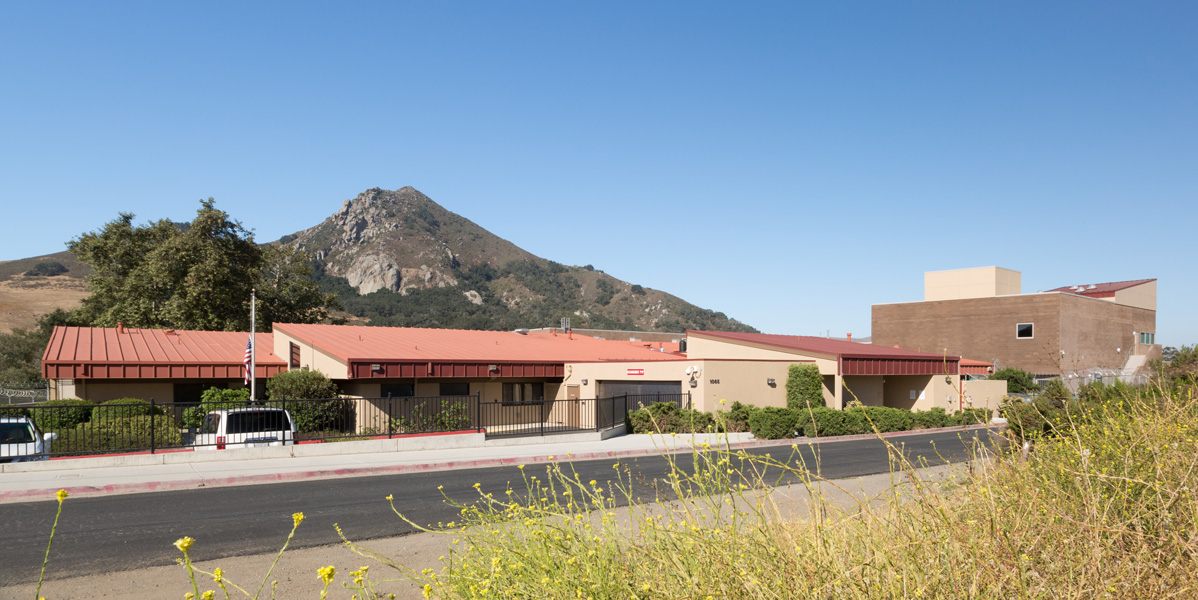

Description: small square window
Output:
[1016,323,1034,339]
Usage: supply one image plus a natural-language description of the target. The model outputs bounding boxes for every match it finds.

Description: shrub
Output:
[54,415,182,453]
[1001,397,1058,440]
[1038,378,1070,406]
[786,364,824,409]
[717,401,756,433]
[853,406,913,433]
[267,369,340,401]
[796,407,866,437]
[37,398,94,430]
[989,367,1041,394]
[268,397,355,433]
[952,407,993,425]
[25,261,67,277]
[913,407,951,429]
[748,407,800,439]
[91,398,162,421]
[390,399,471,433]
[0,405,31,418]
[181,387,251,428]
[627,402,717,434]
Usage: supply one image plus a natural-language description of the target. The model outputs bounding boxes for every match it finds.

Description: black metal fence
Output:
[0,392,692,458]
[481,393,691,439]
[0,395,480,459]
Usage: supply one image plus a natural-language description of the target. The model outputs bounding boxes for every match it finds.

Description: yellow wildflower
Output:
[202,591,215,600]
[173,536,195,553]
[292,512,305,527]
[318,565,336,584]
[212,567,224,583]
[55,488,68,503]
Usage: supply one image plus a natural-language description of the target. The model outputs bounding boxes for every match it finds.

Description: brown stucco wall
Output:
[873,292,1155,376]
[1057,294,1156,372]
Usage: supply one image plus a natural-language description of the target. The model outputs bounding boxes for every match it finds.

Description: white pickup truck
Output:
[194,408,296,450]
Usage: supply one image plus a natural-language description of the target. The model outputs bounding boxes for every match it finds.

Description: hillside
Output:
[287,187,756,333]
[0,252,89,333]
[0,188,756,335]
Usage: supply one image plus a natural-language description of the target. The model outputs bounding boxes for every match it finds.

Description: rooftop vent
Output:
[514,329,529,335]
[1088,284,1097,289]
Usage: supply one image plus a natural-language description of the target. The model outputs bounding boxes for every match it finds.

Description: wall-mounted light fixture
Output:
[581,379,588,386]
[371,363,381,372]
[766,378,776,386]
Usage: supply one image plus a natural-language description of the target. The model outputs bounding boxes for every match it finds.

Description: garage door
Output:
[597,380,682,398]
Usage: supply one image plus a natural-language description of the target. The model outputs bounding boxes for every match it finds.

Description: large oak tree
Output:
[69,199,333,332]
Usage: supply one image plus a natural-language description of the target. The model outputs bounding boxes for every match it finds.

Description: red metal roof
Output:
[688,331,956,360]
[273,323,685,364]
[42,326,285,380]
[960,358,993,376]
[688,330,960,376]
[1046,278,1155,299]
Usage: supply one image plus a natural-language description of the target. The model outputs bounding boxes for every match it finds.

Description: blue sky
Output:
[1,2,1194,344]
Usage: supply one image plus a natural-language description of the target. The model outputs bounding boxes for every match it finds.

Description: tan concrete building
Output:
[873,268,1159,379]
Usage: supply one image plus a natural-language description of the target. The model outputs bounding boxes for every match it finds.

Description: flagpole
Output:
[251,288,256,403]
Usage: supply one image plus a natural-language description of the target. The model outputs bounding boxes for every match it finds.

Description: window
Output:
[503,382,544,403]
[1139,332,1155,345]
[380,383,415,398]
[1016,323,1034,339]
[439,382,470,397]
[290,343,301,369]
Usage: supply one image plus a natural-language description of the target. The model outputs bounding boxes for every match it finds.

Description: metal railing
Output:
[480,393,692,439]
[0,395,481,459]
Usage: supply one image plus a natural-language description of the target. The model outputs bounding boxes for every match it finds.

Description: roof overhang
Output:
[840,356,959,376]
[43,362,287,380]
[348,360,565,379]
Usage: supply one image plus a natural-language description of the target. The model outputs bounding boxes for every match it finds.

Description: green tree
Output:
[990,367,1041,394]
[786,363,825,409]
[255,246,335,329]
[69,199,332,332]
[0,309,83,384]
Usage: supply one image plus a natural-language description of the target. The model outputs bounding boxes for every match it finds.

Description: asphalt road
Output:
[0,429,997,585]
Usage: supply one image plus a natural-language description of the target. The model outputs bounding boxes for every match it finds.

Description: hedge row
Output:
[628,401,993,439]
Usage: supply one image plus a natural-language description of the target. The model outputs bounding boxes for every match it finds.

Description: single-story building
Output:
[42,324,1006,419]
[42,324,285,403]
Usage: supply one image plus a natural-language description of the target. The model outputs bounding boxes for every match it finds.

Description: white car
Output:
[1,415,58,462]
[194,408,296,450]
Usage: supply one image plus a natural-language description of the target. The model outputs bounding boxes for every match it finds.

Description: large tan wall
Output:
[924,267,1021,301]
[272,329,349,378]
[881,375,948,412]
[699,361,794,411]
[842,375,884,407]
[685,336,838,374]
[1113,280,1156,311]
[962,379,1006,413]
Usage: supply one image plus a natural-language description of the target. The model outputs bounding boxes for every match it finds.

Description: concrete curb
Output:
[1,424,1000,503]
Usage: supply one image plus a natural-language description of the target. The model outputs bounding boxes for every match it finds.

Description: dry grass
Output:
[358,385,1198,599]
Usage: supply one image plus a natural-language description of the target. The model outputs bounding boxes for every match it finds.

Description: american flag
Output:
[243,337,253,385]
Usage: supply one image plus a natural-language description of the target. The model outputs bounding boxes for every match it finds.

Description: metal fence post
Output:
[150,398,156,454]
[387,393,393,439]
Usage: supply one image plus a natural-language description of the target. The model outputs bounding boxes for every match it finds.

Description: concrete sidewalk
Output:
[0,425,993,504]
